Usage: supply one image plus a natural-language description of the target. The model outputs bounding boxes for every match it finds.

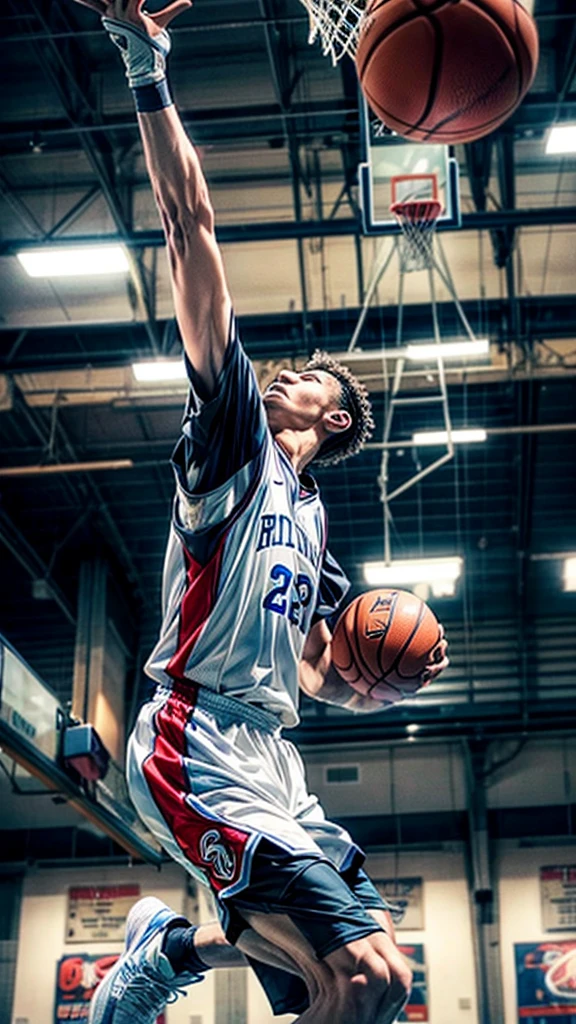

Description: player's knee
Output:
[388,958,413,998]
[331,943,412,1011]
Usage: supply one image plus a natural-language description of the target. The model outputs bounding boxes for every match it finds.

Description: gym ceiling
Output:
[0,0,575,745]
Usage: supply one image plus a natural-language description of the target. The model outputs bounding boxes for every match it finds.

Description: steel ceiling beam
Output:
[1,95,574,151]
[0,4,569,46]
[45,185,102,240]
[0,13,312,45]
[0,506,76,626]
[10,381,149,611]
[3,423,576,469]
[556,16,576,102]
[3,203,576,256]
[258,0,310,342]
[0,100,357,147]
[2,297,576,366]
[0,169,46,239]
[495,134,524,353]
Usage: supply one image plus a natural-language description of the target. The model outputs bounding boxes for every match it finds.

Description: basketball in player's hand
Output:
[331,589,443,703]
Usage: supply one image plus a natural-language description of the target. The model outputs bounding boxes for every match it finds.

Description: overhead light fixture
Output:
[406,339,489,361]
[17,245,130,278]
[563,557,576,592]
[413,428,487,446]
[546,124,576,155]
[364,557,462,598]
[132,359,187,383]
[406,723,420,734]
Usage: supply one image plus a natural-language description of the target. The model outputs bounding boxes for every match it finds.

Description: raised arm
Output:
[138,104,231,393]
[73,0,231,395]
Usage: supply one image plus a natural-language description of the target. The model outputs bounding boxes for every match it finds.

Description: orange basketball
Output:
[331,589,442,703]
[356,0,539,144]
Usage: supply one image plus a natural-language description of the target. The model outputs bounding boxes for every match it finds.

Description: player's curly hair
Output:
[303,350,375,467]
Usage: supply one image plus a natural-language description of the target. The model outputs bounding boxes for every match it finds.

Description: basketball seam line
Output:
[466,0,534,79]
[364,73,521,141]
[332,612,357,677]
[410,11,445,133]
[418,65,516,141]
[356,8,431,80]
[395,623,443,680]
[376,589,398,678]
[352,593,381,684]
[386,600,427,680]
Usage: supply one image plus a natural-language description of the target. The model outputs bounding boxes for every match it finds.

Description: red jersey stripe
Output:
[142,690,250,892]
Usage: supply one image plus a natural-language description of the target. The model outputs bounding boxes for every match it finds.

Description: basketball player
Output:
[71,2,449,1021]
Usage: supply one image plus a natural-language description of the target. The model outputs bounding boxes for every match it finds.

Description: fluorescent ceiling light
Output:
[17,245,129,278]
[364,557,463,586]
[563,557,576,592]
[413,428,487,446]
[406,339,489,361]
[546,124,576,155]
[132,359,187,383]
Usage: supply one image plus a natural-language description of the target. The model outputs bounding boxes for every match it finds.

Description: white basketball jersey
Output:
[145,318,349,727]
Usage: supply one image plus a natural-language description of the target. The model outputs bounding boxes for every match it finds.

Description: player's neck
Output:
[274,429,321,476]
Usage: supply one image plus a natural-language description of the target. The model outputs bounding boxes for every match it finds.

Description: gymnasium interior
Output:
[0,0,575,1022]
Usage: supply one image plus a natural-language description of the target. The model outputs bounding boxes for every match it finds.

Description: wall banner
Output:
[541,866,576,932]
[66,884,140,942]
[398,944,428,1022]
[374,877,424,930]
[55,954,166,1023]
[515,941,576,1022]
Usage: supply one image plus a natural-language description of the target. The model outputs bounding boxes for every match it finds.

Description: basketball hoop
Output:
[390,198,443,272]
[298,0,367,64]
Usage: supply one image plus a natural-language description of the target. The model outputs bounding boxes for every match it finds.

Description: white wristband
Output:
[102,17,171,89]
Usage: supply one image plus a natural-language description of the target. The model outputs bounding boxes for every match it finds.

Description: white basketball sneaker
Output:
[89,896,204,1024]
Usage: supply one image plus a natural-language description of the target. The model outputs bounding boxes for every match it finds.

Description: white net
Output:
[392,200,442,272]
[299,0,368,64]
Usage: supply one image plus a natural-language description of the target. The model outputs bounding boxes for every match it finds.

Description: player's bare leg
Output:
[194,920,304,979]
[237,911,334,1011]
[189,921,246,968]
[239,909,412,1024]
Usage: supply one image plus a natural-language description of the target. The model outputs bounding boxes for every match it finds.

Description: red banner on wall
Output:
[67,884,141,942]
[55,953,165,1023]
[398,944,428,1022]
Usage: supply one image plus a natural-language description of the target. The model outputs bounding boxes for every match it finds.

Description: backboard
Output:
[358,94,461,235]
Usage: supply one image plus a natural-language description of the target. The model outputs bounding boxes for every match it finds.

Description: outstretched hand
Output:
[419,623,449,687]
[71,0,192,37]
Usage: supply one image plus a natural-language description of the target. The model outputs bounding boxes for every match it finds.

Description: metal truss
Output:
[10,0,160,353]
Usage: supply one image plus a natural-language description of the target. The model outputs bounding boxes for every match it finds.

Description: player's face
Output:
[263,368,343,433]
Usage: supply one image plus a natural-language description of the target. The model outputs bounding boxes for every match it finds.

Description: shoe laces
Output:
[119,960,188,1015]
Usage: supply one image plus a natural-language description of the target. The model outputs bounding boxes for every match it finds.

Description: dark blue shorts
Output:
[224,840,393,1016]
